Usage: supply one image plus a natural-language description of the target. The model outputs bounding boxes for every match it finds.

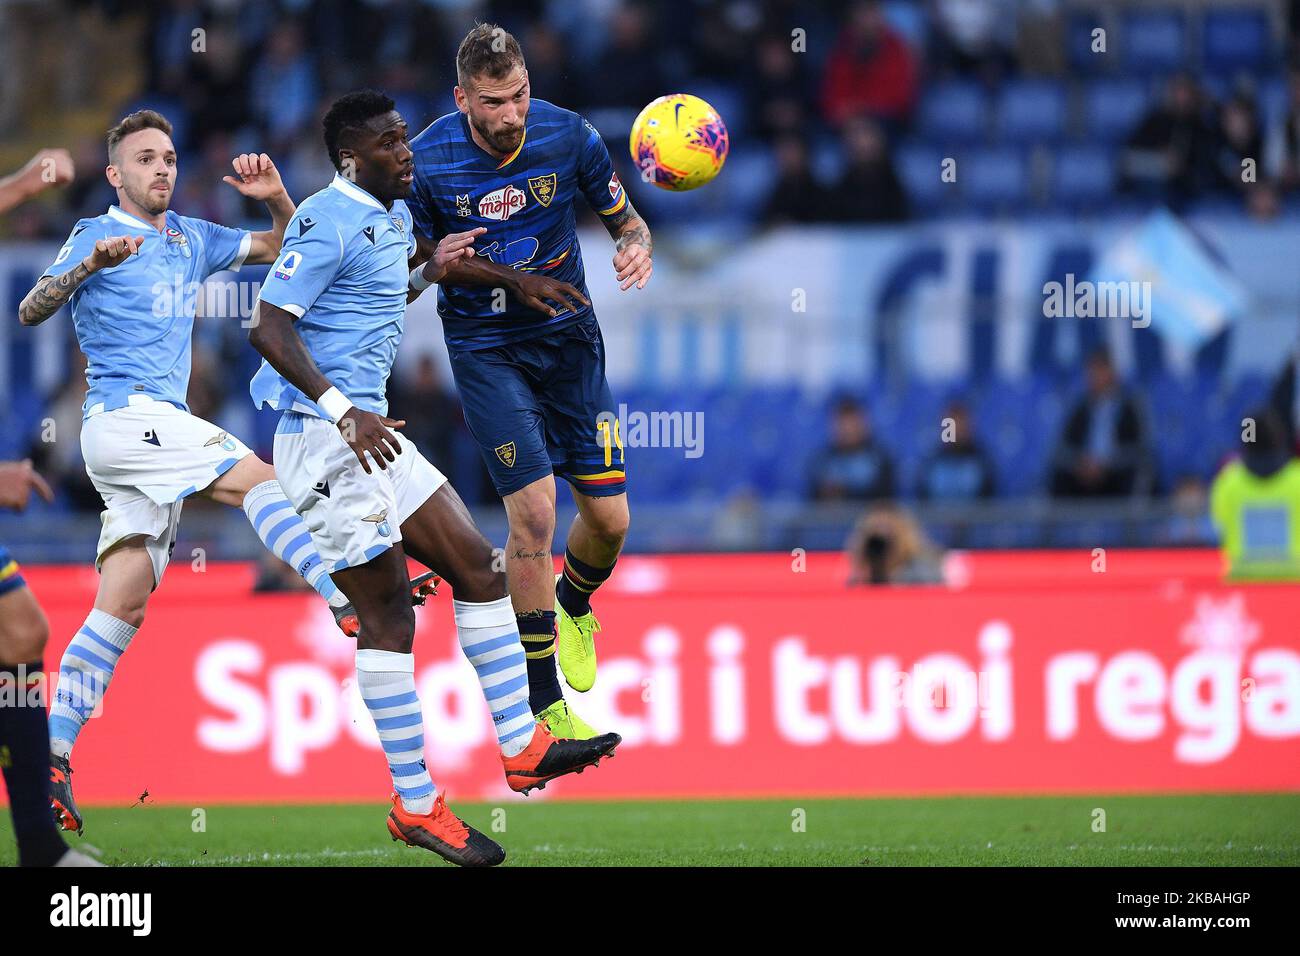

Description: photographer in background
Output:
[846,502,945,586]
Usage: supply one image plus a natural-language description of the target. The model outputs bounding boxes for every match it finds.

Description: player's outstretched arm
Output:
[222,153,296,264]
[248,301,406,474]
[19,234,145,326]
[407,228,485,302]
[0,148,74,216]
[603,199,653,291]
[410,236,590,317]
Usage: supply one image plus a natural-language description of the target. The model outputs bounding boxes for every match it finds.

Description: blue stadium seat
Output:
[1121,10,1188,74]
[894,143,950,211]
[915,82,990,145]
[996,81,1067,143]
[961,148,1028,210]
[1203,8,1272,74]
[1083,78,1149,142]
[1051,146,1117,208]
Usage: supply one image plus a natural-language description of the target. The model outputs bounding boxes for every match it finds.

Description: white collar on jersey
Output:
[107,204,165,232]
[329,174,386,211]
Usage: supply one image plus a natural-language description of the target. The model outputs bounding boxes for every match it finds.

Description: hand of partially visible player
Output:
[0,459,55,512]
[337,408,406,474]
[423,227,487,284]
[19,148,75,196]
[612,239,652,291]
[85,235,146,272]
[512,273,590,317]
[222,153,286,202]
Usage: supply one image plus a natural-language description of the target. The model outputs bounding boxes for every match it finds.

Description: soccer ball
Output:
[629,93,729,192]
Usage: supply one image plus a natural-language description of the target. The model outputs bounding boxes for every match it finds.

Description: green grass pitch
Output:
[3,794,1298,866]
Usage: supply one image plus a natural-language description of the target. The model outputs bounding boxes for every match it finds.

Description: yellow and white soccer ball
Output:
[629,93,729,192]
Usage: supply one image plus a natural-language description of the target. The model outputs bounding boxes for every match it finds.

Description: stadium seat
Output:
[1203,8,1273,74]
[961,148,1028,210]
[996,81,1067,143]
[1121,10,1188,74]
[895,142,951,212]
[1083,78,1149,142]
[1066,10,1111,74]
[1051,146,1117,209]
[915,82,990,145]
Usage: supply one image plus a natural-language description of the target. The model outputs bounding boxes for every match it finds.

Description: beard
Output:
[124,178,171,216]
[471,114,523,155]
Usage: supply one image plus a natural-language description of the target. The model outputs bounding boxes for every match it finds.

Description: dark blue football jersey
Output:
[408,99,627,351]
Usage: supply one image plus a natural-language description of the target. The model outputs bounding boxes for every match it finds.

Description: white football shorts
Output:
[271,411,446,573]
[80,396,253,584]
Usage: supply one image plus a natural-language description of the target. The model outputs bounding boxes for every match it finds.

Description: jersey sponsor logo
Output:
[608,172,623,201]
[273,251,302,280]
[456,194,471,217]
[477,184,527,221]
[363,508,392,537]
[495,441,517,468]
[298,217,316,237]
[528,173,557,208]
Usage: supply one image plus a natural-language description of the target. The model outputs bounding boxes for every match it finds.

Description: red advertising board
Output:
[7,552,1299,805]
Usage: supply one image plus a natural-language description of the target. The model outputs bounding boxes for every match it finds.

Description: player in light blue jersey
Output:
[15,109,421,836]
[249,91,620,866]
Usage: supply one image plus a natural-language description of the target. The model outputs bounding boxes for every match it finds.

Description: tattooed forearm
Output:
[19,261,92,326]
[604,200,652,255]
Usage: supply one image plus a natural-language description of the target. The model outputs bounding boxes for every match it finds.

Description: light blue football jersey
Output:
[250,175,416,418]
[41,205,251,418]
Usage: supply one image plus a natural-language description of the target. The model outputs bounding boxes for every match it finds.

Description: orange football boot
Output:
[386,791,505,867]
[502,722,621,795]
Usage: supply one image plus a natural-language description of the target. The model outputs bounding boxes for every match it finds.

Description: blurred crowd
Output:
[6,0,1300,242]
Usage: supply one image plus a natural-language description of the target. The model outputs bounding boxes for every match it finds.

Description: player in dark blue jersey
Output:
[407,24,654,731]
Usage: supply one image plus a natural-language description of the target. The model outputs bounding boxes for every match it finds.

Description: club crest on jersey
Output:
[495,441,517,468]
[528,173,557,208]
[608,172,623,201]
[274,251,301,280]
[391,214,406,233]
[165,226,191,258]
[477,184,527,221]
[363,509,392,537]
[456,194,471,217]
[204,431,238,452]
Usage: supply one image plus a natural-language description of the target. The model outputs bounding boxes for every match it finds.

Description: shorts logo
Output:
[528,173,557,208]
[495,441,517,468]
[456,194,471,217]
[274,251,301,280]
[363,508,392,537]
[204,430,237,452]
[478,184,527,221]
[142,429,161,447]
[312,479,330,498]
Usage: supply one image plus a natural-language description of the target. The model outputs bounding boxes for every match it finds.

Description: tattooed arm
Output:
[19,234,144,326]
[602,199,653,291]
